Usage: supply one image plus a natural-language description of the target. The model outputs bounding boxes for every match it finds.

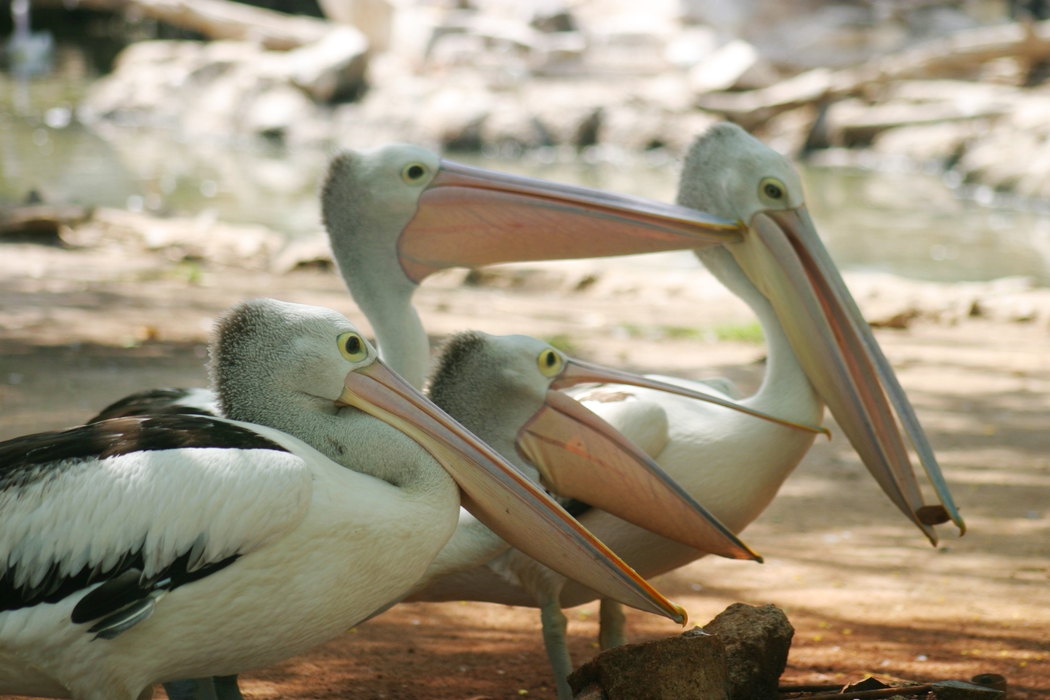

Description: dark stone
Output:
[573,108,602,149]
[970,674,1007,693]
[701,603,794,700]
[531,8,579,33]
[568,627,729,700]
[444,114,487,153]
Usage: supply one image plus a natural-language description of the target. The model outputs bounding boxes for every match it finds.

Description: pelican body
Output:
[318,128,964,696]
[83,125,965,699]
[86,327,821,700]
[0,299,681,700]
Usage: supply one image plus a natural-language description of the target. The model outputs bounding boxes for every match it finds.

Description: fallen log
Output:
[699,19,1050,129]
[697,69,835,130]
[41,0,332,50]
[825,97,1012,146]
[0,204,92,244]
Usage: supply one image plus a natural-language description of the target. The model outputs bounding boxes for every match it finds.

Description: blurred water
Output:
[3,62,1050,286]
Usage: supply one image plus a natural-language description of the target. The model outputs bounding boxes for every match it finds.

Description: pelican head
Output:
[322,143,742,286]
[679,123,963,543]
[210,298,377,427]
[428,332,564,467]
[428,331,762,561]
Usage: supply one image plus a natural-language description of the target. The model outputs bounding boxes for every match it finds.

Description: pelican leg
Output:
[213,676,243,700]
[162,678,217,700]
[598,598,627,650]
[539,597,574,700]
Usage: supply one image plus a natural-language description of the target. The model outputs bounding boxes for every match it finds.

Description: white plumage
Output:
[0,446,310,589]
[0,299,676,700]
[0,418,451,699]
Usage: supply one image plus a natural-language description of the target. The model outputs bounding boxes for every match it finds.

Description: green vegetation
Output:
[663,326,703,340]
[615,322,764,344]
[712,322,764,344]
[544,334,579,355]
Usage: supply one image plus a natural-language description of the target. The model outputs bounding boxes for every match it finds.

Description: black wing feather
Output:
[88,389,217,423]
[0,414,287,492]
[70,569,145,624]
[0,414,281,618]
[70,549,239,625]
[88,597,157,640]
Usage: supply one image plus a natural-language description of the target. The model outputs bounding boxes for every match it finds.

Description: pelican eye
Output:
[401,163,429,185]
[759,177,786,201]
[537,348,564,378]
[337,332,368,362]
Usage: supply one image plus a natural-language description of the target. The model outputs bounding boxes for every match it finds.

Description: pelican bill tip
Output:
[916,505,952,527]
[733,544,763,563]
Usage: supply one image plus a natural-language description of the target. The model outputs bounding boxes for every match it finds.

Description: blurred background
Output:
[2,4,1049,696]
[3,0,1050,285]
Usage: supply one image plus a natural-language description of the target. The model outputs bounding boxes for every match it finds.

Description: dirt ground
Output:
[1,239,1048,700]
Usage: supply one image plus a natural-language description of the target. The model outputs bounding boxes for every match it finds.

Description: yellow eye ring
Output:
[401,162,429,185]
[759,177,787,202]
[337,332,369,362]
[537,348,564,378]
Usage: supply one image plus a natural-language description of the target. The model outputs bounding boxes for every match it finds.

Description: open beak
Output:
[397,161,743,283]
[729,206,964,544]
[517,388,761,562]
[338,359,687,624]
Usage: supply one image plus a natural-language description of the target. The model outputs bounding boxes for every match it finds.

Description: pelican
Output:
[381,331,834,596]
[318,128,965,696]
[319,129,962,538]
[394,332,818,694]
[92,126,964,697]
[0,298,684,700]
[87,331,826,700]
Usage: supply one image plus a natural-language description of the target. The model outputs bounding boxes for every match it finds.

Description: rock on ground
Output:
[567,627,729,700]
[702,603,795,700]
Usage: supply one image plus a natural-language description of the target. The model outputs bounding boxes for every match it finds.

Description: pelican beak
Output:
[397,160,743,283]
[338,359,687,624]
[729,206,964,544]
[517,387,762,562]
[552,358,829,436]
[518,355,824,561]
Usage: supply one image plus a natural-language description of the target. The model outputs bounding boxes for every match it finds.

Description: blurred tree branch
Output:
[699,19,1050,128]
[39,0,333,50]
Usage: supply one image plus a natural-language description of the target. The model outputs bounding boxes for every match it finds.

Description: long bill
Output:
[553,357,829,436]
[338,359,687,624]
[517,389,762,562]
[397,161,744,283]
[517,354,824,560]
[729,207,964,544]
